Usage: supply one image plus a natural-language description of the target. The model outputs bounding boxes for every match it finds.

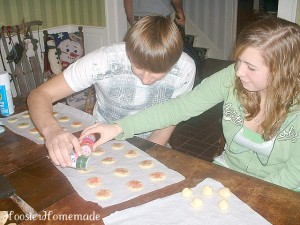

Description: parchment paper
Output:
[103,178,271,225]
[56,140,185,208]
[0,103,96,144]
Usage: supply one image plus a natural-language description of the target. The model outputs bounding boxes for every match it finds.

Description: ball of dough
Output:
[111,142,124,150]
[22,112,30,118]
[29,127,39,134]
[78,166,94,174]
[71,121,82,127]
[92,147,105,156]
[139,160,154,169]
[125,149,139,158]
[181,187,193,198]
[191,197,204,208]
[52,111,59,117]
[58,116,70,122]
[114,168,130,177]
[218,199,229,211]
[127,180,144,191]
[7,117,18,123]
[150,172,166,181]
[101,157,116,164]
[96,189,112,200]
[201,185,213,196]
[17,122,30,129]
[218,187,231,199]
[87,177,102,188]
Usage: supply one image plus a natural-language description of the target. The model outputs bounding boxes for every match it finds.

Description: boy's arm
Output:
[27,73,81,167]
[147,125,176,146]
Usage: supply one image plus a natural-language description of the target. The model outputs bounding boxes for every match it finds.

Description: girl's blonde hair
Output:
[125,15,183,73]
[234,16,300,140]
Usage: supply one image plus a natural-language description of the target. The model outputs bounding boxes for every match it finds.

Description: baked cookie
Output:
[201,185,213,196]
[114,168,129,177]
[58,116,70,122]
[96,189,112,200]
[87,177,102,188]
[218,187,231,199]
[125,149,139,158]
[102,157,116,164]
[22,112,30,118]
[71,121,82,127]
[111,142,124,150]
[92,147,105,156]
[150,172,166,181]
[29,127,39,134]
[181,187,193,198]
[17,122,30,129]
[139,160,154,169]
[127,180,144,191]
[7,117,18,123]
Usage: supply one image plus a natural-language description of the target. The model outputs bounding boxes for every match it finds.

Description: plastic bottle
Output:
[0,72,14,116]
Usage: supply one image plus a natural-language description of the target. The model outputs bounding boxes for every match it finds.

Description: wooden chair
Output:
[0,20,43,98]
[43,27,95,114]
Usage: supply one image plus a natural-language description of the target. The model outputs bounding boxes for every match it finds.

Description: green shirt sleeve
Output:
[116,64,236,140]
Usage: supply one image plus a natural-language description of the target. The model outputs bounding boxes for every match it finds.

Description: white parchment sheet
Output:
[103,178,271,225]
[0,103,96,144]
[56,140,185,208]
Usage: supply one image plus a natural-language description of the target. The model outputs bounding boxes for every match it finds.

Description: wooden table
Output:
[1,99,299,225]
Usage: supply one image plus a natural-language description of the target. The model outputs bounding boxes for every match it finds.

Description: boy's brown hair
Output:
[125,15,183,73]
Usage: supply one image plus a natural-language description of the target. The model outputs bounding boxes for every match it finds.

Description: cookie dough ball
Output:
[150,172,166,181]
[218,199,229,211]
[125,149,139,158]
[29,127,39,134]
[22,112,30,118]
[58,116,70,122]
[181,187,193,198]
[114,168,130,177]
[191,197,204,208]
[127,180,144,191]
[78,166,94,174]
[7,117,18,123]
[102,157,116,164]
[201,185,213,196]
[92,147,105,156]
[218,187,231,199]
[17,122,30,129]
[139,160,154,169]
[52,111,59,117]
[71,121,82,127]
[96,189,112,200]
[111,142,124,150]
[87,177,102,188]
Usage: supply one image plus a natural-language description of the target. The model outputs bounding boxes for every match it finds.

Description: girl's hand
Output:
[80,123,123,150]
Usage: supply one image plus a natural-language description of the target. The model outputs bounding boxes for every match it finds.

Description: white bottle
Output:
[0,71,14,116]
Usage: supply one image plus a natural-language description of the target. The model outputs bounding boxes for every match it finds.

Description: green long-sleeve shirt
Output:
[116,64,300,191]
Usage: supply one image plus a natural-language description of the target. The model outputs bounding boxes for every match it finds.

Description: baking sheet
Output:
[103,178,271,225]
[56,140,185,208]
[0,103,96,144]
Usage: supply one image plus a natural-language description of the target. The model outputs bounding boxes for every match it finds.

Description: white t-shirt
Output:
[64,42,195,138]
